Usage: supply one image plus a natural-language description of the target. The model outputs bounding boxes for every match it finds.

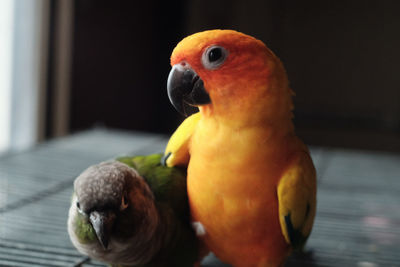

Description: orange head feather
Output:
[171,30,293,127]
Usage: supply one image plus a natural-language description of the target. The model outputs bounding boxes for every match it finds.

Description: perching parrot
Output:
[163,30,317,267]
[67,154,199,267]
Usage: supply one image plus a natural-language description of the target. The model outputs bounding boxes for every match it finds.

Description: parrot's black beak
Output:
[167,63,211,116]
[89,210,116,250]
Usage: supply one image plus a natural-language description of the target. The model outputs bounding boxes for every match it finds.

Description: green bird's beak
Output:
[89,210,116,250]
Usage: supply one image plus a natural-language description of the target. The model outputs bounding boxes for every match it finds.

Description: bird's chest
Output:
[187,125,285,240]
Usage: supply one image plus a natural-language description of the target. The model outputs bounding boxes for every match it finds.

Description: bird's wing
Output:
[163,112,200,167]
[277,151,317,249]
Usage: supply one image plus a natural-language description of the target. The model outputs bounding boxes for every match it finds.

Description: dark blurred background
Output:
[34,0,400,151]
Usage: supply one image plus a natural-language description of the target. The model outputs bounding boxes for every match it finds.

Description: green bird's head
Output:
[67,161,161,265]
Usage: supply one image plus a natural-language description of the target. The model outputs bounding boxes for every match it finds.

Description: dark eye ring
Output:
[201,45,228,70]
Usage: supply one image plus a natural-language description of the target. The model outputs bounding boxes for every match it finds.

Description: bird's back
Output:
[117,154,199,267]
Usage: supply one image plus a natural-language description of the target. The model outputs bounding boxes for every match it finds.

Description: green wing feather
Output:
[117,154,188,218]
[117,154,198,267]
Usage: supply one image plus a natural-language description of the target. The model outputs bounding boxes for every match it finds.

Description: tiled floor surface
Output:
[0,129,399,267]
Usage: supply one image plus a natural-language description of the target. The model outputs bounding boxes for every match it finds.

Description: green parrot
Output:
[67,153,199,267]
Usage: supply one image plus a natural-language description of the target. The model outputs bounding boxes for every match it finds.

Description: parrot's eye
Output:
[120,195,129,211]
[209,47,222,62]
[76,201,81,209]
[202,45,228,70]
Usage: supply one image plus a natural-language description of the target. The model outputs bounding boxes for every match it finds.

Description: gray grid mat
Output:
[0,129,399,267]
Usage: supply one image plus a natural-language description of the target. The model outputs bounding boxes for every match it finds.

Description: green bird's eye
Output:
[120,195,129,211]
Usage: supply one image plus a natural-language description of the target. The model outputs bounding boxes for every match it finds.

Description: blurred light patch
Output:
[363,216,390,228]
[0,0,14,153]
[363,216,399,245]
[10,0,44,150]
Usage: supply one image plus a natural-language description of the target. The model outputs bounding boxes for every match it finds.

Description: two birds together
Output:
[68,30,317,267]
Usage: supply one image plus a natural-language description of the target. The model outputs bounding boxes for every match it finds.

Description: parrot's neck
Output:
[199,75,295,133]
[199,105,295,137]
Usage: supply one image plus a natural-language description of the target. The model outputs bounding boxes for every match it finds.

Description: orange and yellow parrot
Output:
[163,30,317,267]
